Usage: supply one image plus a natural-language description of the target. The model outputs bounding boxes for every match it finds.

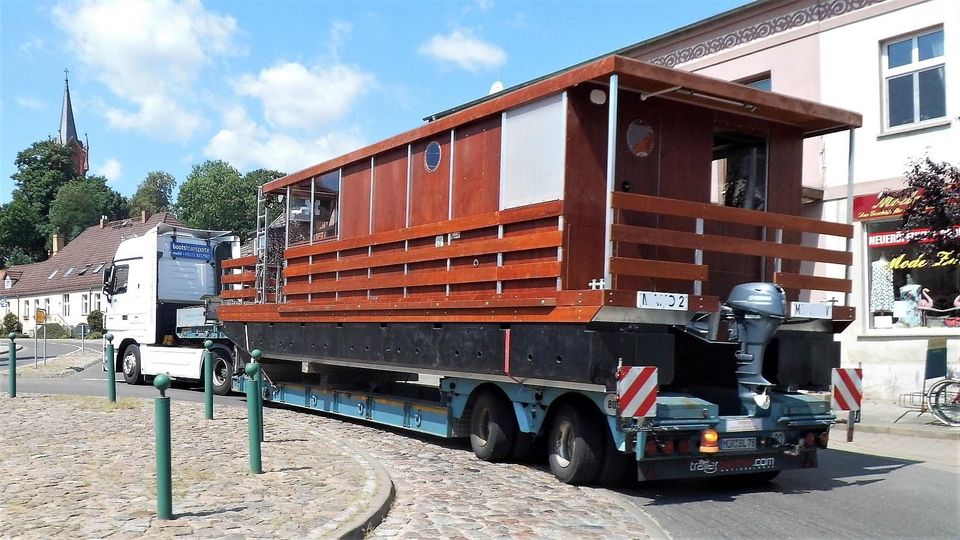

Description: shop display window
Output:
[866,219,960,329]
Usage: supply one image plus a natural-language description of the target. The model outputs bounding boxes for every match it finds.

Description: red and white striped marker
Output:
[832,368,863,411]
[616,366,658,418]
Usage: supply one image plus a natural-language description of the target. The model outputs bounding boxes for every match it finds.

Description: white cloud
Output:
[95,158,123,182]
[234,62,373,132]
[204,105,365,174]
[51,0,238,139]
[476,0,495,11]
[418,29,506,73]
[15,96,46,111]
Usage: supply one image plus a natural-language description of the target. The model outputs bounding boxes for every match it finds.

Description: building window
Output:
[62,294,70,317]
[94,292,101,312]
[739,74,772,91]
[882,28,945,129]
[865,219,959,329]
[24,302,30,320]
[82,294,89,315]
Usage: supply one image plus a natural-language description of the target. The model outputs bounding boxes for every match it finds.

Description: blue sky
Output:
[1,0,750,205]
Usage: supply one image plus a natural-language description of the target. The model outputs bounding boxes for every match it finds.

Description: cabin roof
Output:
[264,55,861,195]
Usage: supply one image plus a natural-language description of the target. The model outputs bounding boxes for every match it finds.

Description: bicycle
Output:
[927,377,960,427]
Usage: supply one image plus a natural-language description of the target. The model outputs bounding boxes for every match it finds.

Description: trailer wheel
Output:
[596,429,634,487]
[122,344,143,385]
[547,404,603,485]
[211,349,233,396]
[470,391,515,462]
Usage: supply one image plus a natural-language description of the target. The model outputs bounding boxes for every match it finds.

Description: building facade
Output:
[620,0,958,399]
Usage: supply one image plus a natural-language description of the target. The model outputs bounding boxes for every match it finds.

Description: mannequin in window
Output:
[870,253,894,313]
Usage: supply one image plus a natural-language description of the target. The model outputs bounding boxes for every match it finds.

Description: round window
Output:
[626,121,655,158]
[424,141,442,172]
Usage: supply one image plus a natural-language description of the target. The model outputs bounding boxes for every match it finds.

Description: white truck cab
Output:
[103,224,239,394]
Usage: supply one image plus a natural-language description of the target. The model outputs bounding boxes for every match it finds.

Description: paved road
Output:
[617,435,959,539]
[0,338,102,368]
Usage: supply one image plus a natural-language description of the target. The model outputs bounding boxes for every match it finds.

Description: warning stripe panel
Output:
[832,368,863,411]
[617,366,657,418]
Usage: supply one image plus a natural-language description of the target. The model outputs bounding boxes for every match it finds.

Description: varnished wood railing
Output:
[610,192,853,295]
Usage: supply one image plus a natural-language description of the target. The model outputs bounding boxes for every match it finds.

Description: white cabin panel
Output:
[157,236,217,303]
[499,92,567,210]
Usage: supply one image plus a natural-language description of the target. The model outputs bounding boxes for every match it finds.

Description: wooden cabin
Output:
[219,55,860,328]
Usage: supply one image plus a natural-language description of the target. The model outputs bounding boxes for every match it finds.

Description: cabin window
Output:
[424,141,442,172]
[626,120,655,157]
[882,27,945,129]
[499,93,566,209]
[312,171,340,241]
[113,265,129,295]
[711,132,768,211]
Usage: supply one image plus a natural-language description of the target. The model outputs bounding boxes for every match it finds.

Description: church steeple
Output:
[57,69,88,176]
[59,69,79,145]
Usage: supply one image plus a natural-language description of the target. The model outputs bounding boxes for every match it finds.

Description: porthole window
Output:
[626,121,655,157]
[424,141,442,172]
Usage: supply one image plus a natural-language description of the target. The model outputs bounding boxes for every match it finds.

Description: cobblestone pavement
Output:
[0,394,382,539]
[1,391,663,539]
[299,413,662,539]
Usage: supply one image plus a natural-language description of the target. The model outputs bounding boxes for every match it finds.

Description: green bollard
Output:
[105,333,116,403]
[244,362,263,474]
[153,374,174,519]
[251,349,265,442]
[203,340,214,420]
[8,333,16,398]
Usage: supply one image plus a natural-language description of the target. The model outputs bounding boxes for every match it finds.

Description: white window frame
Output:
[82,294,89,315]
[62,294,70,317]
[93,292,101,312]
[881,27,947,132]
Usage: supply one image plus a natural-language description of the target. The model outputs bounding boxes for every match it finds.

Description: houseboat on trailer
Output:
[218,55,862,484]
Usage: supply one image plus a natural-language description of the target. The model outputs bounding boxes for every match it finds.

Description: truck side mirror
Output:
[103,264,114,296]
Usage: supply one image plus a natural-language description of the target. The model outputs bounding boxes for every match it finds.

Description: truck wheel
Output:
[211,350,233,396]
[470,391,515,462]
[548,404,603,485]
[122,344,143,385]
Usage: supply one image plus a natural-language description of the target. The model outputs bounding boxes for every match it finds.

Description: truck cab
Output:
[103,224,239,394]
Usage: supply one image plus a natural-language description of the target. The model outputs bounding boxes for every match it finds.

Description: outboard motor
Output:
[726,282,787,415]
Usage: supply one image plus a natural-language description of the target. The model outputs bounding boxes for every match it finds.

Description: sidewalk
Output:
[845,398,960,440]
[0,394,393,539]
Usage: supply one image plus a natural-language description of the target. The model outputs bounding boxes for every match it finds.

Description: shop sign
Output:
[885,251,960,270]
[853,190,919,221]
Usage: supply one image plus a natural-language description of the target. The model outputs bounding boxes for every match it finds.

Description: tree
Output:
[49,176,129,241]
[0,199,47,264]
[10,140,79,221]
[87,309,104,334]
[2,313,22,335]
[887,157,960,255]
[243,168,286,223]
[176,160,259,240]
[129,171,176,217]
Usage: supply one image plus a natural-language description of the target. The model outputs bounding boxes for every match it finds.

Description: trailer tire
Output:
[211,349,233,396]
[547,404,603,485]
[596,430,633,487]
[122,344,143,385]
[470,391,515,462]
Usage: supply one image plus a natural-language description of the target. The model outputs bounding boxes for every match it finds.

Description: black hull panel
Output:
[223,321,677,390]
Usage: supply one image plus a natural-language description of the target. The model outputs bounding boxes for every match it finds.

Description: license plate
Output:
[721,437,757,450]
[790,301,833,319]
[637,291,688,311]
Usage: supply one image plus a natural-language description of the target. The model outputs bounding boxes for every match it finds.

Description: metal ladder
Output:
[253,187,271,304]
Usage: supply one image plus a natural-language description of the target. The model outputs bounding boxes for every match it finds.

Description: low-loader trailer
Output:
[218,55,862,484]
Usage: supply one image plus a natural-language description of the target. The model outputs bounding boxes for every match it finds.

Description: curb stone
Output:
[334,444,396,539]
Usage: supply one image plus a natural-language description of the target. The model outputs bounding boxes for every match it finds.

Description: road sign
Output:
[35,308,46,324]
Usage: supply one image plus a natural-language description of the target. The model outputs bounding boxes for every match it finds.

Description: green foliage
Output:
[41,323,71,339]
[86,309,104,333]
[176,160,259,240]
[2,312,22,335]
[244,168,286,223]
[84,331,102,340]
[0,199,47,264]
[887,157,960,255]
[129,171,176,217]
[11,140,79,219]
[49,176,129,241]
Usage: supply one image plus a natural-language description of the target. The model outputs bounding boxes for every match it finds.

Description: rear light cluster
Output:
[645,436,695,456]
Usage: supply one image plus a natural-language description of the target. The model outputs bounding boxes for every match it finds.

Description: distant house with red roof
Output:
[2,212,181,336]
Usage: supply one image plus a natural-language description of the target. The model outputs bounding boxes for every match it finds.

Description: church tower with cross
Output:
[59,69,89,177]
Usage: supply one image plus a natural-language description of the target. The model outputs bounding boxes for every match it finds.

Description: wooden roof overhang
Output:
[263,55,862,195]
